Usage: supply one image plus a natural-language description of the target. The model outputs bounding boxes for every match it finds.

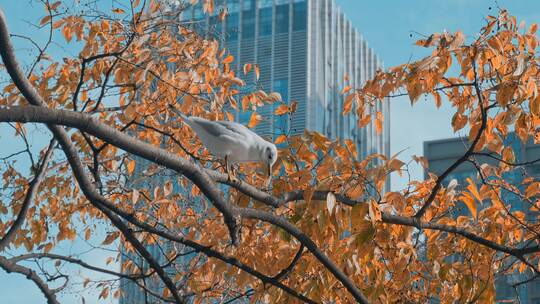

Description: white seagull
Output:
[170,106,278,182]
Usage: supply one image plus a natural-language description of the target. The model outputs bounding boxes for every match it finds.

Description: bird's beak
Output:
[267,163,272,178]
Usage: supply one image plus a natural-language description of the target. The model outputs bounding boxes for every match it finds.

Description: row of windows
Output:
[188,1,307,41]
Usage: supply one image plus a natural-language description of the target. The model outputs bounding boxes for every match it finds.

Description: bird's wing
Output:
[189,117,250,140]
[215,120,254,139]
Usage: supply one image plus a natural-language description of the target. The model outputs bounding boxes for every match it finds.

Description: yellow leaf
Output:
[248,112,261,128]
[341,85,352,95]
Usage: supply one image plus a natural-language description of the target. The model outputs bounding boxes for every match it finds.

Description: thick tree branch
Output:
[0,10,185,304]
[0,105,369,303]
[0,256,60,304]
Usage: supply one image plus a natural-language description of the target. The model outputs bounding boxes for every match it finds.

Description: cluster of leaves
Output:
[0,1,540,303]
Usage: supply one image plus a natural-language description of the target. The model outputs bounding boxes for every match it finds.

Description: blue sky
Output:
[0,0,539,303]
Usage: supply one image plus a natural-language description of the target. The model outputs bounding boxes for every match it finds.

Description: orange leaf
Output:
[102,232,119,245]
[343,94,354,114]
[460,192,477,219]
[341,85,352,95]
[254,64,260,81]
[274,104,289,115]
[289,101,297,113]
[40,15,51,26]
[243,63,252,75]
[62,25,72,42]
[275,134,287,144]
[223,54,234,64]
[127,159,135,175]
[451,112,467,132]
[375,111,383,135]
[112,8,125,14]
[248,112,261,128]
[432,91,441,108]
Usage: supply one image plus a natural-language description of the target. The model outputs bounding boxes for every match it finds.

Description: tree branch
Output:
[0,256,60,304]
[0,139,55,251]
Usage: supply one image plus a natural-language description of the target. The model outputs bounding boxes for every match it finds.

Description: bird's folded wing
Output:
[190,117,249,140]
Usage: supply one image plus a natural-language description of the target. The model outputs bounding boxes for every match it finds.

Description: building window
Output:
[259,7,272,36]
[259,0,273,8]
[275,3,289,34]
[227,0,240,13]
[241,1,256,38]
[209,15,222,39]
[226,12,239,41]
[292,0,307,31]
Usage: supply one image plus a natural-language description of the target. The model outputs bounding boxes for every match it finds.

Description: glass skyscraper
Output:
[190,0,389,161]
[424,134,540,303]
[120,1,390,302]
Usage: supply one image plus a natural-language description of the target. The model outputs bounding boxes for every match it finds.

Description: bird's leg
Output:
[225,155,235,182]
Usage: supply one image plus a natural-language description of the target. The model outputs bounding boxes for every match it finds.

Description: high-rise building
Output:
[424,134,540,303]
[120,0,389,302]
[193,0,389,161]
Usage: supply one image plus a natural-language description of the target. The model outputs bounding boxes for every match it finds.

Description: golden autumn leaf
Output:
[223,54,234,64]
[40,15,51,26]
[375,111,383,135]
[254,64,260,81]
[274,104,289,115]
[127,159,135,175]
[451,112,467,132]
[460,192,477,219]
[102,232,120,245]
[243,63,252,75]
[248,112,262,128]
[274,134,287,144]
[343,94,354,115]
[112,8,125,14]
